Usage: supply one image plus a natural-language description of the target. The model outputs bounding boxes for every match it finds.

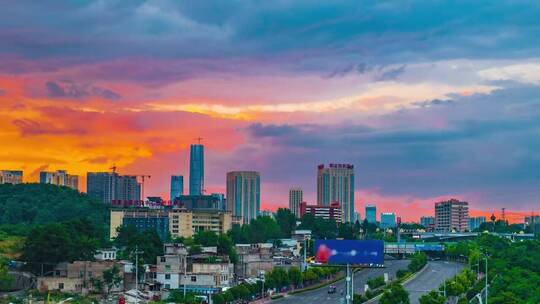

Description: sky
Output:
[1,1,540,222]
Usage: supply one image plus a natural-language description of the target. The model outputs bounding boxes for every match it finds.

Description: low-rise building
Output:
[94,248,118,261]
[110,208,169,240]
[299,201,342,223]
[156,244,188,290]
[37,260,125,294]
[235,243,274,279]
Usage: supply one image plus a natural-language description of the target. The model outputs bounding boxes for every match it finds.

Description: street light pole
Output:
[485,257,488,304]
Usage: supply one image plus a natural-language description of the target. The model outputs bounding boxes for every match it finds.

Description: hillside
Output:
[0,183,109,235]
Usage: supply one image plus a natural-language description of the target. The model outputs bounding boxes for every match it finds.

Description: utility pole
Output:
[133,246,143,304]
[485,256,488,304]
[183,256,187,298]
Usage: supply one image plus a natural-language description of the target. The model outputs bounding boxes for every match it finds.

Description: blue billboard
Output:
[314,240,384,266]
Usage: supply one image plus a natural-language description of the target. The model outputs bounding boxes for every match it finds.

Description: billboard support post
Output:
[346,263,351,304]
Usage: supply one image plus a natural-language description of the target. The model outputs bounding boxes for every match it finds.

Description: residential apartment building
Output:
[420,216,435,231]
[156,244,188,290]
[168,208,232,239]
[289,187,303,218]
[37,260,126,294]
[226,171,260,224]
[434,199,469,232]
[380,212,396,229]
[365,204,377,224]
[235,243,275,279]
[299,201,342,223]
[110,206,232,240]
[40,170,79,190]
[317,164,355,222]
[87,172,140,203]
[468,216,486,231]
[0,170,23,184]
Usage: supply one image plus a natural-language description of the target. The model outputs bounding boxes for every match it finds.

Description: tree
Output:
[288,267,302,288]
[212,293,225,304]
[275,208,296,237]
[419,290,446,304]
[114,226,163,264]
[0,257,13,291]
[194,230,219,247]
[22,221,99,274]
[102,265,123,296]
[379,283,410,304]
[0,183,108,239]
[338,223,356,240]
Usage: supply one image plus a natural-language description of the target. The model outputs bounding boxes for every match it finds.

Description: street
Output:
[404,261,464,304]
[274,260,463,304]
[274,259,410,304]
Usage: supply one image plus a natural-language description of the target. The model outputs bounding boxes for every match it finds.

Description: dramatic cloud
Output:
[45,80,121,100]
[0,1,539,219]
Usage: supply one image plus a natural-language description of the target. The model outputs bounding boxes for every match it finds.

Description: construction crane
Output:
[133,175,151,201]
[110,164,117,174]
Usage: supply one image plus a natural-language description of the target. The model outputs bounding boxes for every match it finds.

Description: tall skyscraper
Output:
[170,175,184,201]
[226,171,260,224]
[40,170,79,190]
[0,170,23,184]
[87,172,140,203]
[317,164,355,222]
[189,144,204,195]
[365,204,377,223]
[288,187,303,218]
[434,199,469,232]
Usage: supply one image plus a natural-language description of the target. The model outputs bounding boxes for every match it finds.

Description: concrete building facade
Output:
[288,187,303,218]
[434,199,469,232]
[40,170,79,190]
[226,171,260,224]
[0,170,23,184]
[317,164,355,222]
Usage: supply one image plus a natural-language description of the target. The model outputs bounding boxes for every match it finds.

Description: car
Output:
[328,285,337,294]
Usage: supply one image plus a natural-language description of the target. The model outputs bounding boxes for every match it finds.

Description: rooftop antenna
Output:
[195,137,203,145]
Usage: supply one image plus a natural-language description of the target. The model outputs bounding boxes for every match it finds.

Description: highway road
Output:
[274,260,463,304]
[274,259,410,304]
[404,261,464,304]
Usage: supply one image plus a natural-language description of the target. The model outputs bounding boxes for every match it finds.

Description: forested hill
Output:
[0,183,108,235]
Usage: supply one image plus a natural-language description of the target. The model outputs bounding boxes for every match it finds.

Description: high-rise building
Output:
[40,170,79,190]
[420,216,435,231]
[116,175,141,201]
[189,144,204,195]
[365,204,377,223]
[434,199,469,232]
[170,175,184,201]
[317,164,355,222]
[289,187,303,218]
[226,171,260,224]
[87,172,140,203]
[87,172,117,203]
[380,212,396,229]
[468,216,486,231]
[0,170,23,184]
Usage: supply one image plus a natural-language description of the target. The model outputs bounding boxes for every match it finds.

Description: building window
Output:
[165,284,170,289]
[58,283,64,290]
[165,265,171,270]
[191,276,197,282]
[160,257,166,262]
[165,274,171,280]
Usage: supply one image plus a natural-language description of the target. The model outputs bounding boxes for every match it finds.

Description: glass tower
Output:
[365,204,377,223]
[189,144,204,195]
[170,175,184,201]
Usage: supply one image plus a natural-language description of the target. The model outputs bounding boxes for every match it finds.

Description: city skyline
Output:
[1,2,540,221]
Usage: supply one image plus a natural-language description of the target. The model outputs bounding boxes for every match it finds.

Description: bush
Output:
[397,269,410,279]
[408,252,428,273]
[367,276,386,289]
